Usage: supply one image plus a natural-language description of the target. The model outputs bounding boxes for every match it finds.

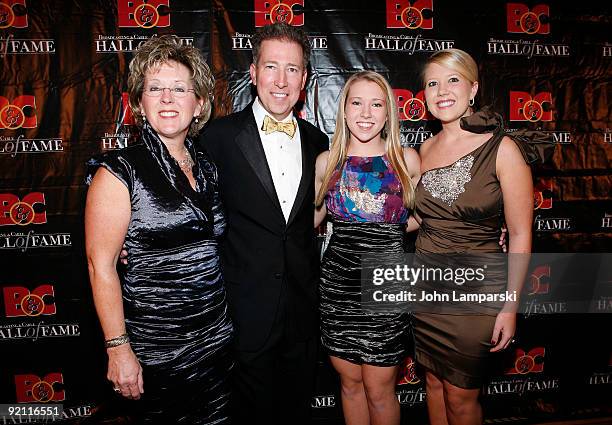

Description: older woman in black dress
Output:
[85,35,232,423]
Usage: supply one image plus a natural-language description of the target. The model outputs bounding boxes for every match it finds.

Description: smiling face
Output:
[344,79,388,147]
[140,60,203,145]
[423,62,478,124]
[249,38,307,121]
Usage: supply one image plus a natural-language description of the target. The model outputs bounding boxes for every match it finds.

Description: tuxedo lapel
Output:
[287,120,317,226]
[234,111,284,220]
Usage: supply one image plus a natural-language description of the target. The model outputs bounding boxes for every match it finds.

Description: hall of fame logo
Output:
[486,346,559,395]
[386,0,433,30]
[117,0,170,28]
[0,95,37,130]
[509,90,553,122]
[15,373,65,403]
[254,0,304,27]
[506,3,550,35]
[0,0,28,28]
[0,192,46,226]
[3,284,55,317]
[488,4,569,58]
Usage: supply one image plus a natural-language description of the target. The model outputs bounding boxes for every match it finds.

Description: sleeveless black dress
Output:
[86,123,233,424]
[320,155,410,366]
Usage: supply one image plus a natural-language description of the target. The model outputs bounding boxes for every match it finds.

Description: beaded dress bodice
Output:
[326,155,408,223]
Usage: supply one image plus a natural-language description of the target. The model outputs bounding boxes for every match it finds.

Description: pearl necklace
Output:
[175,147,194,172]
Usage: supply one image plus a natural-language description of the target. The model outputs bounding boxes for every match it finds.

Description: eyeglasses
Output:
[143,85,196,98]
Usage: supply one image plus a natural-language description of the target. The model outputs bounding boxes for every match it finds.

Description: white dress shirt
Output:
[252,97,303,222]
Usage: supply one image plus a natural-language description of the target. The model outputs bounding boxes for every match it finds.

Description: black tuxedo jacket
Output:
[198,106,329,351]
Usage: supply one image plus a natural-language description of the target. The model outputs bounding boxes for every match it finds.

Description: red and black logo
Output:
[0,192,46,226]
[0,95,37,130]
[509,91,553,122]
[3,285,56,317]
[254,0,304,27]
[527,265,550,295]
[117,0,170,28]
[534,178,553,210]
[15,373,65,403]
[386,0,433,29]
[393,88,433,121]
[506,347,545,375]
[0,0,27,28]
[397,356,421,385]
[506,3,550,35]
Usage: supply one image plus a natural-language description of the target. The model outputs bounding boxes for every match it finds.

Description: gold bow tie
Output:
[262,115,296,138]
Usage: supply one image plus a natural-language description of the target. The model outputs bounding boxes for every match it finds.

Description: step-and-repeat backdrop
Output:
[1,1,611,423]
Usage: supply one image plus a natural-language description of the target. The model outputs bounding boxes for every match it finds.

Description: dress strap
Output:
[460,106,553,166]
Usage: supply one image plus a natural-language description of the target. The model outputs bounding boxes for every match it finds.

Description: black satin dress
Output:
[86,123,233,424]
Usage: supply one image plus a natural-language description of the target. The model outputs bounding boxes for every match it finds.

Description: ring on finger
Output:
[114,387,121,393]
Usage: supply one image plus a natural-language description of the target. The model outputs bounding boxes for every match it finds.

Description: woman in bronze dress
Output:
[412,49,533,425]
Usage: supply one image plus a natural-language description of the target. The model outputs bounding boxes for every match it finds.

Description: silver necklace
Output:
[175,146,194,172]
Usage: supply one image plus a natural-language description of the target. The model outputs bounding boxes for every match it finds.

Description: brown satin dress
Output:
[413,110,532,389]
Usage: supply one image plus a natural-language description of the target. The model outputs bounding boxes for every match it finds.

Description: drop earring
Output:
[469,98,474,107]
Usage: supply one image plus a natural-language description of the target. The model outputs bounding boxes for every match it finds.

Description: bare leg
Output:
[330,356,370,425]
[443,380,482,425]
[362,364,400,425]
[425,371,449,425]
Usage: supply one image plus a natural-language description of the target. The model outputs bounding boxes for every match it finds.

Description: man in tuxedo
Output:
[199,23,329,424]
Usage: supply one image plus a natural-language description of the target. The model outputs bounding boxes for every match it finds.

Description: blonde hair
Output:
[128,35,214,137]
[421,48,479,86]
[315,71,415,208]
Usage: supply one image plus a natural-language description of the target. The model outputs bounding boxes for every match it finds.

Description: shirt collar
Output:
[252,97,296,130]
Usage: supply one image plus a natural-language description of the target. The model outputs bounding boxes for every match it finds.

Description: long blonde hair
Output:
[315,71,415,208]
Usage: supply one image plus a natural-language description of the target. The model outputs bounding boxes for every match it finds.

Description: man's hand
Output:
[499,225,507,253]
[119,248,128,265]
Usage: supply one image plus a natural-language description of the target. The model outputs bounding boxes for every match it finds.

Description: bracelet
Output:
[104,333,130,348]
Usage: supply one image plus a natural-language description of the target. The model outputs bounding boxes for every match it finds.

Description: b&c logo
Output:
[0,192,47,226]
[506,347,545,375]
[3,285,56,317]
[534,178,553,210]
[509,91,552,122]
[393,89,433,121]
[15,373,65,403]
[117,0,170,28]
[386,0,433,29]
[254,0,304,27]
[397,356,421,385]
[506,3,550,35]
[527,265,550,295]
[0,95,37,130]
[0,0,27,28]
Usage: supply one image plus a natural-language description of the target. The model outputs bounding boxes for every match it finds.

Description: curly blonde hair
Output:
[128,35,214,137]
